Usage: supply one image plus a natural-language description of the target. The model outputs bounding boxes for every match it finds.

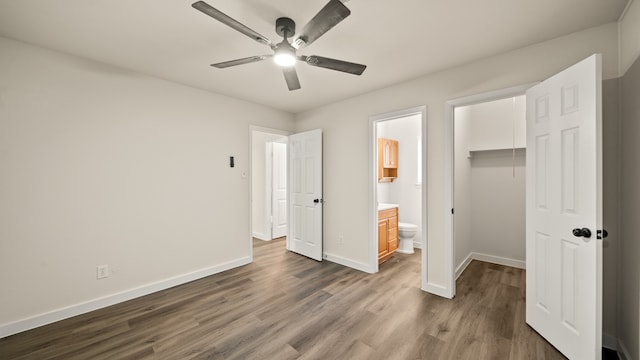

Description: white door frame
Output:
[249,125,291,261]
[368,106,428,284]
[443,83,537,298]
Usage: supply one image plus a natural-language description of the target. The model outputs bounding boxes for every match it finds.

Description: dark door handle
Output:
[572,228,592,238]
[313,198,323,204]
[597,229,608,239]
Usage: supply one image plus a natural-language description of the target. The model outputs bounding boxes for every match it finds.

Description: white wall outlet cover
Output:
[96,265,109,279]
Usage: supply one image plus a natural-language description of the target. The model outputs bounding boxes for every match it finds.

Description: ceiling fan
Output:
[192,0,367,91]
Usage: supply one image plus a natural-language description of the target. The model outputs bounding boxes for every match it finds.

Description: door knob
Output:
[597,229,608,239]
[313,198,323,204]
[572,228,592,238]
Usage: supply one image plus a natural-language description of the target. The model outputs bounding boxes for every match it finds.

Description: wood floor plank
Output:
[0,239,574,359]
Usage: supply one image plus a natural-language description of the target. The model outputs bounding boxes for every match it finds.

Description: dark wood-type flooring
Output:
[0,238,611,359]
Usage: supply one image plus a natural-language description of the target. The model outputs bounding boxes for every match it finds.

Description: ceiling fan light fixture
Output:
[273,45,296,67]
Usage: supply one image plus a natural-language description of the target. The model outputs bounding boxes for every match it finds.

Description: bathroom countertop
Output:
[378,203,399,211]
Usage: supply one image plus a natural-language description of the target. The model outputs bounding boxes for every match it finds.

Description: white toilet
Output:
[397,222,417,254]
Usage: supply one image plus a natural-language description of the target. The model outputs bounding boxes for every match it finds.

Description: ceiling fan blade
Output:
[301,55,366,75]
[192,1,272,46]
[283,67,301,91]
[291,0,350,49]
[211,55,271,68]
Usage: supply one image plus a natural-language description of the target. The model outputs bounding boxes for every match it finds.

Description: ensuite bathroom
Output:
[376,114,423,264]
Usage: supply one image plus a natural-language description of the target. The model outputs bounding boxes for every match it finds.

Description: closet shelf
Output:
[467,147,526,159]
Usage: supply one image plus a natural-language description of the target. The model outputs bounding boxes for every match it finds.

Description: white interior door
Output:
[271,142,287,239]
[525,54,602,359]
[288,129,323,261]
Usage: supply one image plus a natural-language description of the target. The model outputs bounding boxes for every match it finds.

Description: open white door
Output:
[288,129,323,261]
[271,142,288,239]
[526,54,602,359]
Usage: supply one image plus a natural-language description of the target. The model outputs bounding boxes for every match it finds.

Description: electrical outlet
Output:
[97,265,109,279]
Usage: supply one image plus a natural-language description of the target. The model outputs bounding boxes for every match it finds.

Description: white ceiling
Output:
[0,0,629,113]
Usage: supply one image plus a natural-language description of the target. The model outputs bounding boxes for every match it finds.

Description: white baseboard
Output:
[602,332,618,351]
[455,252,525,280]
[455,253,474,280]
[422,282,454,299]
[252,232,269,240]
[413,240,422,249]
[0,256,251,339]
[323,252,374,274]
[472,252,525,269]
[617,338,632,360]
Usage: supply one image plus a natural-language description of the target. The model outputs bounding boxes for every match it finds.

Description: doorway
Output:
[444,84,532,297]
[369,106,427,286]
[453,95,527,274]
[249,126,324,262]
[250,127,289,249]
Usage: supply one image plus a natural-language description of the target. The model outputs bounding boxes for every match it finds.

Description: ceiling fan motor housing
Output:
[276,17,296,38]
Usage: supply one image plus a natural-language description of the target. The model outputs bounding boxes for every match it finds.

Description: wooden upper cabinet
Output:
[383,139,398,168]
[377,138,398,182]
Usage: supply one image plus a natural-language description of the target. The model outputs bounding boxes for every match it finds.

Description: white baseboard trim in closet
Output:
[456,252,526,280]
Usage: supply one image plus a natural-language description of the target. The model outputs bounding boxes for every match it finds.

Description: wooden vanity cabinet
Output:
[378,207,398,264]
[377,138,398,182]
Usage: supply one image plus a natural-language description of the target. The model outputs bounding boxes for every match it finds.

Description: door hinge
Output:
[451,208,454,214]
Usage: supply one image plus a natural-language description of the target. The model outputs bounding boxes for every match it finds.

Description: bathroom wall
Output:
[377,114,422,247]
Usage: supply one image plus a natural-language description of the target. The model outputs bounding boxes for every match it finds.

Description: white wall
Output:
[601,78,622,352]
[620,0,640,76]
[376,122,391,203]
[453,107,472,269]
[469,149,525,264]
[469,96,526,265]
[469,96,526,151]
[620,56,640,360]
[619,27,640,360]
[454,97,526,273]
[0,36,294,336]
[251,131,287,240]
[617,2,640,358]
[294,22,619,290]
[377,114,422,246]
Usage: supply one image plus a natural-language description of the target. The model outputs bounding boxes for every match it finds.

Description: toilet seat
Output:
[398,222,417,230]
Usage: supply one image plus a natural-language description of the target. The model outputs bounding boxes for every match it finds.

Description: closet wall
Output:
[454,96,526,275]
